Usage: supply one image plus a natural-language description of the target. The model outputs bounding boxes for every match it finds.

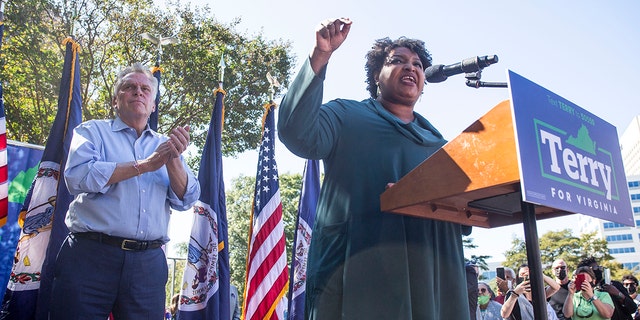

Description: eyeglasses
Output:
[591,266,604,271]
[554,266,567,270]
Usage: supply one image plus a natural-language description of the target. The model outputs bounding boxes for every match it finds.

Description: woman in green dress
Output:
[278,17,469,319]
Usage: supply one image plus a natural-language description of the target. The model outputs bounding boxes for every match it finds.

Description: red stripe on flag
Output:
[251,267,289,320]
[0,162,8,181]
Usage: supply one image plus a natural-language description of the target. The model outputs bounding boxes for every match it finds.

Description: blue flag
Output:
[149,64,161,131]
[177,88,229,320]
[287,159,320,320]
[1,37,82,319]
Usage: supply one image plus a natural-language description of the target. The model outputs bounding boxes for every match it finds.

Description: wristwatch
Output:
[589,295,599,303]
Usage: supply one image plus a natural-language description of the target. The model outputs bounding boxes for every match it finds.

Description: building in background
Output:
[600,115,640,271]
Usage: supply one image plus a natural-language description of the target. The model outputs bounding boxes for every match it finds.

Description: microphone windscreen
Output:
[424,65,447,83]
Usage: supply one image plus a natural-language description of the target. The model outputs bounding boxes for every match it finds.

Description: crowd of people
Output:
[480,257,640,320]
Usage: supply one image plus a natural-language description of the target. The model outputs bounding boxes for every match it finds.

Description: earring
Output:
[376,82,381,97]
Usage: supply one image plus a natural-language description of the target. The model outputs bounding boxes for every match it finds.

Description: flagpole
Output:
[140,33,179,131]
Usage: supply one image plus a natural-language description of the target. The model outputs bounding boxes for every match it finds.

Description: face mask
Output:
[628,285,637,294]
[558,269,567,280]
[478,295,490,305]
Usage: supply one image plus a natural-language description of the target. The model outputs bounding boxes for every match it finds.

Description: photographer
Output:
[563,266,614,319]
[500,264,559,320]
[578,257,637,320]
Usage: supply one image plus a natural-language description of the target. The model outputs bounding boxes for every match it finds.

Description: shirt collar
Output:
[112,116,156,137]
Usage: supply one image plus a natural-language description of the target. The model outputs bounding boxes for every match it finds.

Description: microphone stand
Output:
[464,70,508,88]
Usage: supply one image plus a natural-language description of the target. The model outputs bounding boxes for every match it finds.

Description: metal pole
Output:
[521,200,548,320]
[171,258,177,296]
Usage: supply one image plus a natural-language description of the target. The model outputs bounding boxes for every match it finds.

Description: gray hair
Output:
[112,62,158,99]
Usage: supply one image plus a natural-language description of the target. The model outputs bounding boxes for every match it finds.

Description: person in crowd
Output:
[563,266,615,319]
[277,17,469,319]
[578,257,637,320]
[548,258,572,320]
[169,294,179,320]
[230,284,241,320]
[49,62,200,319]
[501,264,559,320]
[467,260,480,319]
[496,267,517,304]
[621,274,640,320]
[477,281,503,320]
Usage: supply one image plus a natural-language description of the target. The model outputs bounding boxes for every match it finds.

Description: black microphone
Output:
[425,55,499,83]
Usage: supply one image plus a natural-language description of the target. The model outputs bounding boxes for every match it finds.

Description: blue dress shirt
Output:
[64,117,200,242]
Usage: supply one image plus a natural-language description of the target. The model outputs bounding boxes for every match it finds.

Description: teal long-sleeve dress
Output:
[278,59,470,320]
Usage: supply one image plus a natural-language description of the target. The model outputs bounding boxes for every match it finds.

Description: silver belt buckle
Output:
[121,239,137,251]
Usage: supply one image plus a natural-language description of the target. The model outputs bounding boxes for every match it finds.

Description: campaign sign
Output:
[507,70,633,226]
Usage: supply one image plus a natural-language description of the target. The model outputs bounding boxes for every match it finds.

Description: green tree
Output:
[503,229,615,277]
[3,0,294,160]
[463,236,491,275]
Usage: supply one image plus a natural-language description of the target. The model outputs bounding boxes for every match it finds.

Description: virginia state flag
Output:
[1,37,82,320]
[177,88,230,320]
[287,159,320,320]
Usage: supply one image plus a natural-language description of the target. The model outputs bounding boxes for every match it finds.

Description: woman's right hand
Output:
[310,18,352,74]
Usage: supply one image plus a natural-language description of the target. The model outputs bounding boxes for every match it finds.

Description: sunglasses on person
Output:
[624,283,637,288]
[554,266,567,270]
[479,288,488,293]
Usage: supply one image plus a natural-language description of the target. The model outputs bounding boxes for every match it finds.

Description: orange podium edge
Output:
[380,100,573,228]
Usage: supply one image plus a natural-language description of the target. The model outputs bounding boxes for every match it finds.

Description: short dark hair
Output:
[575,266,596,281]
[622,274,639,285]
[577,256,598,268]
[364,37,432,98]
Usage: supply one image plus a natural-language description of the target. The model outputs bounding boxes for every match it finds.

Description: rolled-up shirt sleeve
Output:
[166,158,200,211]
[65,123,115,195]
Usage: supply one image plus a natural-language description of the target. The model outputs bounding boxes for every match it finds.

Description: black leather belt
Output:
[72,232,164,251]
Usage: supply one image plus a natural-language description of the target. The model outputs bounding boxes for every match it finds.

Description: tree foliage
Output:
[3,0,295,159]
[503,229,619,277]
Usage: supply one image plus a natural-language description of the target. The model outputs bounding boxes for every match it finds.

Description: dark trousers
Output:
[49,234,168,320]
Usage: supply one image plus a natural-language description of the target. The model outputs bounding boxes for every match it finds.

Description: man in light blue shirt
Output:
[50,63,200,319]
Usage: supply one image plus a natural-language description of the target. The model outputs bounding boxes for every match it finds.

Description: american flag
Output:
[0,16,8,227]
[243,102,289,320]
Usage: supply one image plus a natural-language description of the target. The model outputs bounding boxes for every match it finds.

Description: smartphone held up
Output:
[575,273,586,290]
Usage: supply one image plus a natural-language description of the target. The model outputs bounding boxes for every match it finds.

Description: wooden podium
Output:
[380,100,574,228]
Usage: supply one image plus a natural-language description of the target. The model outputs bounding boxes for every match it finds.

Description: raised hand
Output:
[310,17,352,74]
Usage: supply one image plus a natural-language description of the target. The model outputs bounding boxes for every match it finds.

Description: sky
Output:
[164,0,640,263]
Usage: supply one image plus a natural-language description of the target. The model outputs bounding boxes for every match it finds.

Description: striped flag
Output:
[0,12,7,227]
[287,159,320,320]
[177,87,229,320]
[1,37,82,319]
[242,102,289,320]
